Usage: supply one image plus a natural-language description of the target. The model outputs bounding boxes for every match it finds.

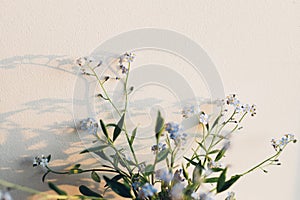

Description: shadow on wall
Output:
[0,54,234,200]
[0,55,114,199]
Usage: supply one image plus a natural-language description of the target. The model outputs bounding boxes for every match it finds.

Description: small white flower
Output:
[226,94,239,106]
[241,104,256,116]
[118,52,135,74]
[199,112,209,124]
[155,169,173,184]
[138,183,157,199]
[0,190,13,200]
[33,155,50,168]
[233,100,243,113]
[172,169,185,183]
[191,192,199,200]
[182,105,196,118]
[199,192,214,200]
[271,134,296,151]
[76,57,102,74]
[79,118,98,135]
[151,142,167,153]
[225,191,235,200]
[138,162,146,172]
[124,52,135,63]
[166,122,187,146]
[76,57,86,67]
[241,104,251,112]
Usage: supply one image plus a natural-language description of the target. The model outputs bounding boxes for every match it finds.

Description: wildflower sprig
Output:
[29,53,297,200]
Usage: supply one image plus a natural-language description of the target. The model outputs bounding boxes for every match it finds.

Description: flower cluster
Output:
[151,142,166,153]
[79,118,98,135]
[27,53,296,200]
[119,52,135,74]
[76,56,102,75]
[225,192,236,200]
[199,111,209,125]
[225,94,256,116]
[165,122,187,145]
[182,105,197,118]
[33,155,50,168]
[138,183,157,199]
[155,168,173,184]
[271,134,296,151]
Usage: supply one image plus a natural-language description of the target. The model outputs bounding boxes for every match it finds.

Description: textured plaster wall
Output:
[0,1,299,200]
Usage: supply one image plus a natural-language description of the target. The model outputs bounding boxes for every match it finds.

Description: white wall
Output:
[0,1,299,199]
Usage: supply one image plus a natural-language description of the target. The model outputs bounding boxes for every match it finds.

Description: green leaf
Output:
[204,177,219,183]
[211,167,224,172]
[72,164,81,169]
[144,164,154,175]
[48,182,67,195]
[103,176,132,198]
[217,167,227,193]
[130,127,137,145]
[205,123,209,132]
[218,175,241,193]
[79,185,102,198]
[113,114,125,142]
[184,157,198,166]
[91,171,101,183]
[156,148,169,163]
[104,174,124,187]
[215,148,226,161]
[208,149,220,155]
[95,150,110,161]
[155,111,164,140]
[182,164,189,180]
[80,145,109,154]
[100,120,109,139]
[211,114,222,130]
[197,142,207,152]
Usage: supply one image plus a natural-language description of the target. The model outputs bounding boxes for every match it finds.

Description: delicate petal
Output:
[199,112,209,124]
[225,192,235,200]
[138,183,157,199]
[200,193,214,200]
[155,169,173,184]
[79,118,98,135]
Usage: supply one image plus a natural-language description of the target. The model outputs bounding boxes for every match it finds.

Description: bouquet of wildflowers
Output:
[25,53,296,200]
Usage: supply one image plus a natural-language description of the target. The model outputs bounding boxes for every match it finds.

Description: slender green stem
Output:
[241,150,281,176]
[124,62,131,112]
[208,111,247,152]
[122,62,139,166]
[107,138,133,174]
[92,63,139,167]
[46,166,124,176]
[89,64,139,169]
[45,166,68,174]
[89,66,121,116]
[190,125,207,162]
